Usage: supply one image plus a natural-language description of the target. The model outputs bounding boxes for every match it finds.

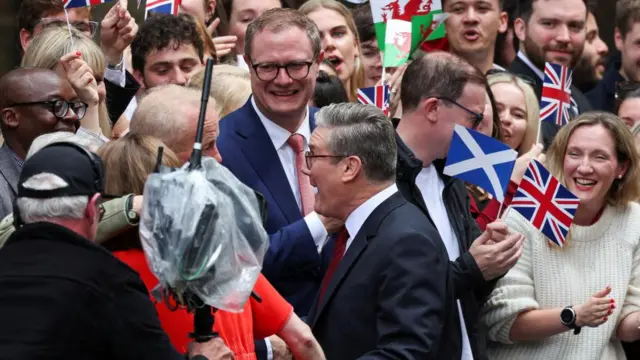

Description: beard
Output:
[523,36,583,71]
[572,55,602,92]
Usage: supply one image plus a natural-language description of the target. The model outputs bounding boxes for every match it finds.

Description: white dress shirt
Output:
[343,184,398,254]
[250,97,328,253]
[517,51,545,80]
[415,166,474,360]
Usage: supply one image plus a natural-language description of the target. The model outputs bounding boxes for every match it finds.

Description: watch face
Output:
[561,308,574,324]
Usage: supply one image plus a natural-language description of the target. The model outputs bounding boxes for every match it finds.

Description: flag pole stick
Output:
[63,7,76,49]
[497,201,505,220]
[535,113,543,145]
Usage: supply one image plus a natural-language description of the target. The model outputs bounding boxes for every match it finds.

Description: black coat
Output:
[586,57,624,114]
[508,56,593,150]
[0,222,183,360]
[105,71,140,126]
[395,134,495,360]
[308,192,457,360]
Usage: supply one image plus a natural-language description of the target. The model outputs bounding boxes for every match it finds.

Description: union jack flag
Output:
[357,85,390,116]
[510,159,580,247]
[63,0,114,8]
[145,0,180,18]
[540,62,573,126]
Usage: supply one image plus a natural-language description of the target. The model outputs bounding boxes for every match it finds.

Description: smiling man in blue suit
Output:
[217,8,342,318]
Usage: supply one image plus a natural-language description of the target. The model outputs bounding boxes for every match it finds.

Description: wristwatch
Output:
[125,195,140,225]
[560,306,582,334]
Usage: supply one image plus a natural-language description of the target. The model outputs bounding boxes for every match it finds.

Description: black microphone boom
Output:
[188,58,215,170]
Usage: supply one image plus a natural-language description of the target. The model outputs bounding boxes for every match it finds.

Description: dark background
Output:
[0,0,617,77]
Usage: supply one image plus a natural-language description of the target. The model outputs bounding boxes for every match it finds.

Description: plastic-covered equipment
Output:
[140,157,269,312]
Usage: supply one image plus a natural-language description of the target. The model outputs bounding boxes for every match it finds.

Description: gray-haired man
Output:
[304,102,456,359]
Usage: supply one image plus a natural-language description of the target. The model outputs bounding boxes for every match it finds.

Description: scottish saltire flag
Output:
[540,62,573,126]
[357,85,390,116]
[145,0,180,18]
[63,0,114,8]
[444,125,517,202]
[511,159,580,247]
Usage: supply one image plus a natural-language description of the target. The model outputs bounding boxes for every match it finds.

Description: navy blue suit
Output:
[217,98,329,316]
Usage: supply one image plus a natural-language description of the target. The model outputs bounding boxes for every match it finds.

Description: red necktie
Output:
[287,133,315,216]
[318,227,350,304]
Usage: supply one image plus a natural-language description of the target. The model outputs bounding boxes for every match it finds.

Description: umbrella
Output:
[139,58,269,342]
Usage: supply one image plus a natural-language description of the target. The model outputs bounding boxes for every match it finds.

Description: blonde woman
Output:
[188,64,251,118]
[21,26,111,140]
[483,112,640,360]
[299,0,365,102]
[487,70,540,155]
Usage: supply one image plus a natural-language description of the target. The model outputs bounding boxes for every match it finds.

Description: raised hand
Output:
[207,18,238,58]
[574,286,615,328]
[60,52,99,106]
[469,220,524,280]
[100,1,139,66]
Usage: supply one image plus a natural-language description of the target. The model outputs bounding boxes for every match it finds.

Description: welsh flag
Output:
[370,0,448,67]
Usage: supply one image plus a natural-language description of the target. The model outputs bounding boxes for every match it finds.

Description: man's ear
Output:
[422,97,439,124]
[498,11,508,34]
[615,28,625,53]
[206,0,216,22]
[514,17,527,44]
[19,29,33,53]
[1,109,20,130]
[85,193,101,225]
[132,69,146,91]
[341,156,362,183]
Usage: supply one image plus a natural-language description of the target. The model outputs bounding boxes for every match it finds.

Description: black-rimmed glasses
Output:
[435,96,484,129]
[251,61,315,82]
[8,100,88,120]
[304,151,345,169]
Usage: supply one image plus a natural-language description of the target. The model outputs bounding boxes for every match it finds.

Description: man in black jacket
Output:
[0,142,232,360]
[395,51,525,360]
[508,0,592,149]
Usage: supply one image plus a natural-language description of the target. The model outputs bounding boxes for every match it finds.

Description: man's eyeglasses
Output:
[304,151,345,169]
[39,18,99,37]
[8,100,88,120]
[251,60,315,82]
[435,96,484,129]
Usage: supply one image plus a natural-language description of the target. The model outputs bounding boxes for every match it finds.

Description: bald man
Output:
[0,68,83,219]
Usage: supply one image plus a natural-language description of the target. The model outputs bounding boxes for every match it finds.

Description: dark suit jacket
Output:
[0,144,20,220]
[508,56,593,150]
[308,192,456,360]
[105,71,139,126]
[217,98,329,316]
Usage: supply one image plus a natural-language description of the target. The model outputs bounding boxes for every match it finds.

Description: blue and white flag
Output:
[444,124,518,202]
[145,0,180,18]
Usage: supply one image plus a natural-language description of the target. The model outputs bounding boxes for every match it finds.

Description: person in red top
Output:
[97,133,325,360]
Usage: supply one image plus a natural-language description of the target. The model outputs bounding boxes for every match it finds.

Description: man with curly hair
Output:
[131,13,205,90]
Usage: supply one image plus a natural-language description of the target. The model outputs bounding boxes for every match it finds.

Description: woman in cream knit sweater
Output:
[482,112,640,359]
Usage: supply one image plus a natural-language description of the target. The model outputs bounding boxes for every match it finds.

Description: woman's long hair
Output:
[299,0,365,102]
[21,26,112,138]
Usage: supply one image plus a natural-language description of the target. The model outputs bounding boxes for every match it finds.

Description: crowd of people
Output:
[0,0,639,359]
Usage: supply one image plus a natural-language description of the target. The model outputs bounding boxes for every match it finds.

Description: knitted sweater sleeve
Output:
[482,211,540,344]
[619,225,640,324]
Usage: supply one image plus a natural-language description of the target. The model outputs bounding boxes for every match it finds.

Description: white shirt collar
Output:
[345,184,398,241]
[517,51,545,80]
[492,63,505,71]
[251,96,311,151]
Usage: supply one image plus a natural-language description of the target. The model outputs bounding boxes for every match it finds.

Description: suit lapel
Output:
[0,145,20,196]
[311,192,407,326]
[232,99,303,222]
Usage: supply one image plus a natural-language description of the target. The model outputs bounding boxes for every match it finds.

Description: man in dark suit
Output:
[509,0,592,149]
[218,8,342,317]
[304,102,454,359]
[0,68,83,219]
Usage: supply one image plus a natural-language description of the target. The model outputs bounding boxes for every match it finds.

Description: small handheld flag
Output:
[510,159,580,247]
[444,124,517,203]
[540,63,573,127]
[63,0,114,8]
[145,0,181,18]
[357,85,390,116]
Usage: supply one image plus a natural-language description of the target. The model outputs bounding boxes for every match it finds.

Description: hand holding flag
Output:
[510,159,580,247]
[444,124,518,203]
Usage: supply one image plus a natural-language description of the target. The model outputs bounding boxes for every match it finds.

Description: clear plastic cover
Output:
[139,157,269,312]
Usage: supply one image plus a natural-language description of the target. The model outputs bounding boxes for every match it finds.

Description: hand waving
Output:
[100,0,138,65]
[574,286,616,328]
[60,52,99,106]
[207,18,238,58]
